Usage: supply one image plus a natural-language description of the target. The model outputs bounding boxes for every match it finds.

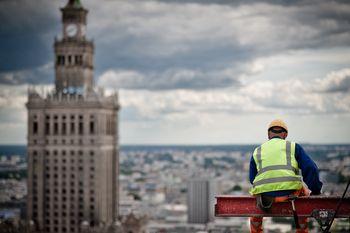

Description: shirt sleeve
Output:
[249,155,257,185]
[295,143,323,195]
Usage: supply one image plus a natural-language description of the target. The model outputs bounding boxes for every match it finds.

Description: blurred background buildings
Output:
[0,0,350,233]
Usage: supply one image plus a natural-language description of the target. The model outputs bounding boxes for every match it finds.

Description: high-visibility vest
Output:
[249,138,302,195]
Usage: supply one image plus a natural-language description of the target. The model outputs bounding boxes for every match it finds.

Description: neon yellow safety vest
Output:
[249,138,302,195]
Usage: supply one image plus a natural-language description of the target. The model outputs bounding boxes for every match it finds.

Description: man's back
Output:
[248,119,322,233]
[249,137,322,196]
[250,138,303,195]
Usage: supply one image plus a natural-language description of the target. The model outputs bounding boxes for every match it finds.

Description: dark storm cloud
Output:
[0,63,54,85]
[98,68,242,90]
[155,0,349,6]
[0,0,60,72]
[1,0,350,89]
[92,0,350,90]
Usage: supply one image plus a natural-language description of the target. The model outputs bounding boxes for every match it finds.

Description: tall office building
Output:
[26,1,119,232]
[187,178,216,224]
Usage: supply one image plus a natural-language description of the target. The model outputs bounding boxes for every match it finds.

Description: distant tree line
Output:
[0,169,27,180]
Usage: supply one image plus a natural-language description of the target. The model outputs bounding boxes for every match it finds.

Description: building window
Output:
[33,121,38,134]
[62,122,66,135]
[45,115,50,135]
[56,55,65,65]
[70,122,75,134]
[54,122,58,135]
[79,122,83,135]
[89,121,94,134]
[75,55,80,65]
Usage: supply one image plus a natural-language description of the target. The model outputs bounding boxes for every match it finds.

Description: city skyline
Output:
[1,0,350,145]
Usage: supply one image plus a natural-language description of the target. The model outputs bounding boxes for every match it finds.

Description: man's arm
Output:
[295,143,323,195]
[249,156,257,185]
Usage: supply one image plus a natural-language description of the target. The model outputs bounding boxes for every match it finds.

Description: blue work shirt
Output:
[249,139,323,197]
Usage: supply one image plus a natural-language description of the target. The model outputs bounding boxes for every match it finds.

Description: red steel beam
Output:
[215,195,350,217]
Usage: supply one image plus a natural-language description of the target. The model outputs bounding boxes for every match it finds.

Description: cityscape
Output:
[1,144,350,232]
[1,0,350,233]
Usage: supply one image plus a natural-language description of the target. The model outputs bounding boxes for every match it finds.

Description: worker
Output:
[249,119,323,233]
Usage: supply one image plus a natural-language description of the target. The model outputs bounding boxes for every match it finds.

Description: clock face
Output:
[66,24,78,37]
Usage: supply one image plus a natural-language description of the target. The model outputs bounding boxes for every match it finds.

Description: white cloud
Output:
[315,68,350,93]
[117,67,350,124]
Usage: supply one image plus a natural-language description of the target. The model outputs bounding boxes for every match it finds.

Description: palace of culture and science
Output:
[26,0,119,232]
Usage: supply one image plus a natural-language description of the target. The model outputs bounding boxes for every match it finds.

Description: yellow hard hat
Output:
[268,119,288,132]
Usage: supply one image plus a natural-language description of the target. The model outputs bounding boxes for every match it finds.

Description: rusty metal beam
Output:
[215,195,350,217]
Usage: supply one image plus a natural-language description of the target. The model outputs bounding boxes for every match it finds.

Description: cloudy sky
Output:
[1,0,350,145]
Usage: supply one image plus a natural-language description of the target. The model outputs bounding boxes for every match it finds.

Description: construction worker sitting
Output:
[249,119,323,233]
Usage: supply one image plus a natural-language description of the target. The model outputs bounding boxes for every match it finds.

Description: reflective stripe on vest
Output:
[250,139,302,195]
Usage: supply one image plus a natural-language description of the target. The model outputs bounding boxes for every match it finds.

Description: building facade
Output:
[187,178,215,224]
[26,1,119,232]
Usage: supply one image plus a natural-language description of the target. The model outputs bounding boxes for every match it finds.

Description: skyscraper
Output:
[187,178,216,224]
[26,1,119,232]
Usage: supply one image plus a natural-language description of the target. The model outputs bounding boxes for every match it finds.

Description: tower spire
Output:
[67,0,82,8]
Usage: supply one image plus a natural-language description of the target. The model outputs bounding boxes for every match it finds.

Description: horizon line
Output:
[1,142,350,146]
